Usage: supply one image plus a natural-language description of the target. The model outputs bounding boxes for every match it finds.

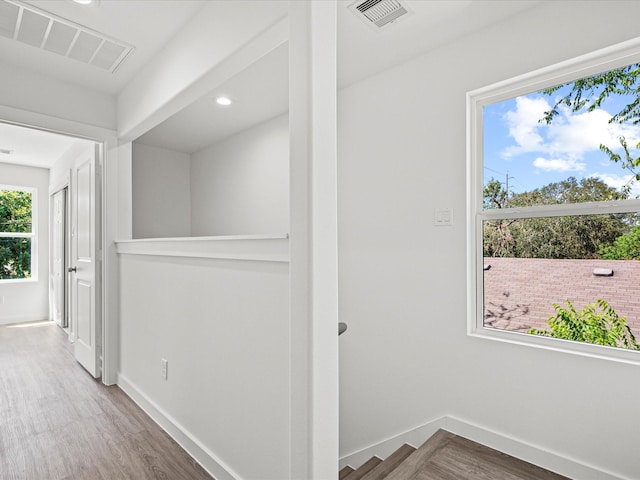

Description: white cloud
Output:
[502,96,550,157]
[547,107,640,156]
[501,95,640,161]
[590,172,640,197]
[533,157,586,172]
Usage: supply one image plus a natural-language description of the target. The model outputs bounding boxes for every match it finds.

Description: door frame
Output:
[0,105,119,385]
[49,181,70,330]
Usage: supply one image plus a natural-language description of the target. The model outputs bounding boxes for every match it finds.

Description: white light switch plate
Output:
[435,207,453,226]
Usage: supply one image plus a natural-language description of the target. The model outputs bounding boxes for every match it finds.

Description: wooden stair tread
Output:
[384,429,454,480]
[344,456,383,480]
[359,443,417,480]
[383,429,569,480]
[339,466,355,480]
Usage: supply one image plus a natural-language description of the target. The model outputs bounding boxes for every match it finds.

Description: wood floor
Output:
[0,321,214,480]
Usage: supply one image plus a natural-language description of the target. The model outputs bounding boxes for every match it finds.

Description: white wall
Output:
[118,254,290,479]
[132,143,191,239]
[117,1,287,140]
[338,2,640,478]
[0,163,49,325]
[0,60,115,131]
[191,114,289,236]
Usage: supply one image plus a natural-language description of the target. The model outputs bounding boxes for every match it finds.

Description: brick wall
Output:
[483,257,640,340]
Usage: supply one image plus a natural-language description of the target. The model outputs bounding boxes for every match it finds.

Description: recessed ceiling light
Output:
[72,0,99,5]
[215,96,233,106]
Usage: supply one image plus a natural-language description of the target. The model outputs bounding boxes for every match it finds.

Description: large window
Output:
[0,186,36,281]
[467,41,640,361]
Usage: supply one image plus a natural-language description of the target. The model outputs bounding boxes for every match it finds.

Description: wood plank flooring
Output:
[385,430,570,480]
[0,321,214,480]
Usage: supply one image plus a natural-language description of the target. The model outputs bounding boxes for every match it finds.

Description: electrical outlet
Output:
[161,358,168,380]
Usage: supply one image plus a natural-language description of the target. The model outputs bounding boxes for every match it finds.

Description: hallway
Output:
[0,321,213,480]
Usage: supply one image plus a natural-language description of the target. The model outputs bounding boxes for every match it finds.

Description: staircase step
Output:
[359,443,416,480]
[344,456,383,480]
[339,466,355,480]
[384,429,454,480]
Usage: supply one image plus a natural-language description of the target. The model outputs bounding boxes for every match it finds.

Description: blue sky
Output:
[483,85,640,197]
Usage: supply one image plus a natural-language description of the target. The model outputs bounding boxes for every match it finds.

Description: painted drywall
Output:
[338,1,640,478]
[0,163,49,325]
[0,59,115,131]
[117,1,287,140]
[131,143,191,239]
[190,114,289,236]
[118,254,290,479]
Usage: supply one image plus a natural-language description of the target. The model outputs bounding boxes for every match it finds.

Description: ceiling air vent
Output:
[0,0,134,73]
[348,0,413,30]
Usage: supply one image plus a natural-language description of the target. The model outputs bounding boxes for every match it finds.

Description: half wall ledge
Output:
[115,234,289,263]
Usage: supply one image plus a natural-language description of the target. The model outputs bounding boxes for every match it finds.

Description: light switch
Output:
[435,207,453,226]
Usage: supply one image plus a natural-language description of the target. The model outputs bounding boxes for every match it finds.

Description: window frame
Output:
[466,37,640,365]
[0,184,37,283]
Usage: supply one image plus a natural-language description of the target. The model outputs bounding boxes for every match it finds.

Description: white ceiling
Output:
[136,42,289,154]
[0,0,206,95]
[0,122,86,169]
[0,0,542,162]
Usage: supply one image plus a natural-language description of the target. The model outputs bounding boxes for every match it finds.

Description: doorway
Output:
[0,120,102,378]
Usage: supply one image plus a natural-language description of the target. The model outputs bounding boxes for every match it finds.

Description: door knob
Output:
[68,266,77,273]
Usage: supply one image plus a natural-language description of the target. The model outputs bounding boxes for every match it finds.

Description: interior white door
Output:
[70,144,101,378]
[51,188,67,327]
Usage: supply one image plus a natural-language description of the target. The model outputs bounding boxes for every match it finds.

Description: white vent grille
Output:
[0,0,134,73]
[348,0,412,30]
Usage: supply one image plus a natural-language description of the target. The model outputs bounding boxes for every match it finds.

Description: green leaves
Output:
[0,190,33,280]
[528,299,640,350]
[483,177,632,259]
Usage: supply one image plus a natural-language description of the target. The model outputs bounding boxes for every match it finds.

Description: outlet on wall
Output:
[161,358,168,380]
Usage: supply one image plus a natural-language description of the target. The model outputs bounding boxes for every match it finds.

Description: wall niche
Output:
[131,43,289,239]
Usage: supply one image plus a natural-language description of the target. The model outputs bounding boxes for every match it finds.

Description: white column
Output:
[289,0,339,478]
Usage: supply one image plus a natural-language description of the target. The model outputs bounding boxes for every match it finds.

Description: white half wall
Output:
[0,163,49,325]
[118,250,290,480]
[337,2,640,479]
[190,114,289,236]
[132,143,191,239]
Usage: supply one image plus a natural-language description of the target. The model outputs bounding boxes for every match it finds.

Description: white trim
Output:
[466,35,640,364]
[117,374,242,480]
[339,415,630,480]
[339,417,445,470]
[0,315,48,326]
[115,234,289,263]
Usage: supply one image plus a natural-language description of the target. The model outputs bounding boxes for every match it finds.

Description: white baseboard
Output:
[339,417,446,469]
[0,316,48,326]
[340,415,629,480]
[117,373,241,480]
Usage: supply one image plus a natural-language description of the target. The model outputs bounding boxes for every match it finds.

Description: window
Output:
[0,186,36,281]
[467,40,640,361]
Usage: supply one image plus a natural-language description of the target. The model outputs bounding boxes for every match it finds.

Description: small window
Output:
[0,186,36,281]
[468,42,640,361]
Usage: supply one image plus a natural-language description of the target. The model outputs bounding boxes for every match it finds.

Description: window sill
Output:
[0,278,38,284]
[469,324,640,366]
[115,234,289,263]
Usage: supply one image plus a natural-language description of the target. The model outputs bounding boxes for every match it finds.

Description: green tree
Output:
[599,223,640,259]
[529,299,640,350]
[483,177,630,258]
[0,190,32,279]
[539,63,640,183]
